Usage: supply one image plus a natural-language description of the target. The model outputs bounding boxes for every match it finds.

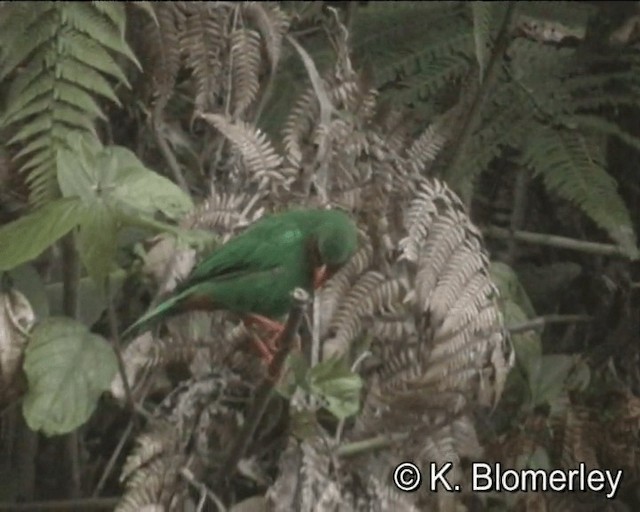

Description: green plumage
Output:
[123,209,358,337]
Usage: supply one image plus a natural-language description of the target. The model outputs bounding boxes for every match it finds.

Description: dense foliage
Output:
[0,2,638,511]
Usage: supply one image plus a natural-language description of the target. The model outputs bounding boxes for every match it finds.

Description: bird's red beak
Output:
[313,265,330,289]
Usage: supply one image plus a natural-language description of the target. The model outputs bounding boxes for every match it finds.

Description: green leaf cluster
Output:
[0,133,194,287]
[279,353,363,421]
[0,2,139,205]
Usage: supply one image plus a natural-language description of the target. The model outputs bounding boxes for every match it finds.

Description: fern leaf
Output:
[242,2,290,72]
[0,3,136,204]
[62,2,140,67]
[198,113,283,178]
[147,3,182,110]
[230,28,262,118]
[180,3,227,113]
[470,2,494,81]
[523,126,638,257]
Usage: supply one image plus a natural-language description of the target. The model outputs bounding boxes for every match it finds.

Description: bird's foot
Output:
[244,314,285,366]
[244,314,301,376]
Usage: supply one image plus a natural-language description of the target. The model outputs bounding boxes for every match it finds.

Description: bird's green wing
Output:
[178,211,312,290]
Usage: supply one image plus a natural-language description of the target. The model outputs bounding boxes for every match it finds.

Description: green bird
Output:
[123,208,358,362]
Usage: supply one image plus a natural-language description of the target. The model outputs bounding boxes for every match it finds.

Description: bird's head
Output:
[312,210,358,288]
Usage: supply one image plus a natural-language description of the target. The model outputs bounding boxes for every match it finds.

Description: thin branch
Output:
[484,225,635,258]
[218,288,309,481]
[92,419,134,497]
[508,314,592,334]
[180,468,227,512]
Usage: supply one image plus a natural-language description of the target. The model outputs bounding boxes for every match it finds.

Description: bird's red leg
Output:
[244,314,285,343]
[249,332,276,365]
[243,314,302,373]
[243,314,286,365]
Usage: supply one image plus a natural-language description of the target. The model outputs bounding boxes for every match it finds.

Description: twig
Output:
[180,468,227,512]
[218,288,309,481]
[508,314,592,334]
[0,497,119,510]
[483,225,635,258]
[92,419,134,497]
[336,434,396,458]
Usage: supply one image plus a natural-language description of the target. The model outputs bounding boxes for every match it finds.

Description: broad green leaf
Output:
[527,354,575,408]
[275,352,309,399]
[22,317,117,435]
[77,204,119,287]
[490,262,541,379]
[0,198,84,271]
[105,146,193,219]
[46,269,126,327]
[57,134,193,220]
[490,262,536,318]
[57,133,104,202]
[502,300,541,380]
[308,357,363,420]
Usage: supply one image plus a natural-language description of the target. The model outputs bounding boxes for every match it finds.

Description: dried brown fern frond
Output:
[231,27,262,119]
[116,371,243,512]
[197,113,288,189]
[554,405,600,470]
[110,332,199,403]
[282,85,320,167]
[184,188,265,237]
[267,438,343,512]
[178,2,228,113]
[242,3,290,74]
[144,3,183,112]
[602,391,640,475]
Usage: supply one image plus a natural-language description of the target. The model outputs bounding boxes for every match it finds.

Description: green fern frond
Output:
[351,2,473,88]
[523,126,638,257]
[471,1,495,81]
[0,3,136,205]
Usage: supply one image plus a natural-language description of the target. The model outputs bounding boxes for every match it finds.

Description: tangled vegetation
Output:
[0,2,639,511]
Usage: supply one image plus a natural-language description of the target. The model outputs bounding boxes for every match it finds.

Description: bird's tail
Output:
[121,291,188,338]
